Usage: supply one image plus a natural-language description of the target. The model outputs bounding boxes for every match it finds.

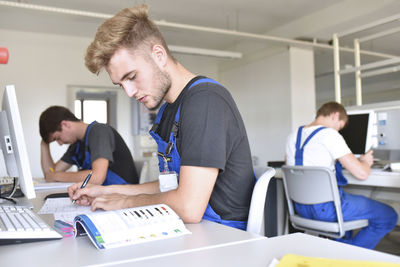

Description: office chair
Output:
[281,165,368,239]
[246,167,276,236]
[134,160,149,184]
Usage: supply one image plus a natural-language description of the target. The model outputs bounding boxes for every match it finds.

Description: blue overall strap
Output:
[154,102,168,125]
[335,161,348,186]
[84,121,97,147]
[72,121,97,169]
[295,126,326,165]
[72,141,82,167]
[171,77,221,132]
[165,77,221,157]
[190,77,222,88]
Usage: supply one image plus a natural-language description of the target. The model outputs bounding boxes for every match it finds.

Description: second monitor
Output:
[339,110,376,156]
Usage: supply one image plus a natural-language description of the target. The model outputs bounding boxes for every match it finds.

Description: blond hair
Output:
[85,4,173,74]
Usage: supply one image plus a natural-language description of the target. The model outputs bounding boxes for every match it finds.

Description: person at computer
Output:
[285,101,398,249]
[40,106,139,185]
[68,4,255,229]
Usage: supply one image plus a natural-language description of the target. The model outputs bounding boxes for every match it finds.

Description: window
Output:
[74,99,108,124]
[73,90,117,129]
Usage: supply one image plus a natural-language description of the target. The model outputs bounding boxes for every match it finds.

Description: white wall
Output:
[220,51,293,167]
[0,29,220,178]
[220,47,316,167]
[289,47,316,130]
[173,54,219,81]
[0,29,113,177]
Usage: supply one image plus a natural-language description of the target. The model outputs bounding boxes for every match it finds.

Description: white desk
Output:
[3,189,400,266]
[145,233,400,267]
[345,169,400,188]
[3,219,399,266]
[1,190,264,267]
[343,170,400,208]
[93,233,400,267]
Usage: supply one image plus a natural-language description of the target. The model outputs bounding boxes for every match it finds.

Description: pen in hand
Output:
[72,171,93,204]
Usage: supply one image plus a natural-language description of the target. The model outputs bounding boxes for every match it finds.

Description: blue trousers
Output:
[295,191,398,249]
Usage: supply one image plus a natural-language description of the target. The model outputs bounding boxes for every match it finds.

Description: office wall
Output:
[220,51,293,167]
[288,47,316,131]
[0,29,219,178]
[0,29,107,177]
[220,47,316,168]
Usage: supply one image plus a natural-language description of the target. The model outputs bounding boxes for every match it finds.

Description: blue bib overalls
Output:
[71,121,128,186]
[294,126,398,249]
[149,78,247,230]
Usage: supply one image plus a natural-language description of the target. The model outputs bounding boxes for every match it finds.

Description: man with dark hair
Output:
[69,5,254,230]
[286,101,398,249]
[40,106,139,185]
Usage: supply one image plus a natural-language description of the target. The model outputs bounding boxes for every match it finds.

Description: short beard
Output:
[149,64,171,111]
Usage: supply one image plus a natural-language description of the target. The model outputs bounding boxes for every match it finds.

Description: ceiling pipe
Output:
[338,12,400,38]
[0,0,396,59]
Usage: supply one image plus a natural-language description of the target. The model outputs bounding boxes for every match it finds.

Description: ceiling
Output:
[1,0,400,83]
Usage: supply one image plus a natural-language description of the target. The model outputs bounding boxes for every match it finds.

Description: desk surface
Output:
[3,190,400,267]
[2,190,263,267]
[138,233,400,267]
[2,220,265,267]
[345,169,400,188]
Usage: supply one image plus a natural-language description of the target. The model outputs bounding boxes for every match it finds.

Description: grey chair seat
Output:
[282,165,369,239]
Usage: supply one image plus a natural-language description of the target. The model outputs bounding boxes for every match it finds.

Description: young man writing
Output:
[68,5,255,229]
[40,106,139,185]
[285,101,398,249]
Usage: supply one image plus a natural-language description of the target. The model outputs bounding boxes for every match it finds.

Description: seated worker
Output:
[40,106,139,185]
[285,101,398,249]
[68,5,255,230]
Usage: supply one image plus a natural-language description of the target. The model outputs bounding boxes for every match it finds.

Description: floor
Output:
[375,226,400,256]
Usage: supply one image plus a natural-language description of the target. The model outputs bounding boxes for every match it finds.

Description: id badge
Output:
[159,171,178,192]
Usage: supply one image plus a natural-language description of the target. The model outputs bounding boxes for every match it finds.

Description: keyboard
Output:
[0,205,62,244]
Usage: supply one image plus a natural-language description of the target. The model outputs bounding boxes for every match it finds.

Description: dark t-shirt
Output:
[61,123,139,184]
[156,76,254,221]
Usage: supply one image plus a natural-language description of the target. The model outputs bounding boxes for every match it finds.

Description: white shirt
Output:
[285,125,351,171]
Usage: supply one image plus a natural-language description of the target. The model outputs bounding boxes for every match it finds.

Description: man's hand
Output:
[360,150,374,167]
[68,182,107,206]
[90,194,133,211]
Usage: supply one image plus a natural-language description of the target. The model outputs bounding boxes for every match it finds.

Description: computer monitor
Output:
[0,85,35,199]
[339,110,375,156]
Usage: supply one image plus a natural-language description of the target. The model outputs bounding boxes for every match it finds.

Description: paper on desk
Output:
[38,197,94,224]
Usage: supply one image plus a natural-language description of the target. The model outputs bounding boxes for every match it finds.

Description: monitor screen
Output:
[0,85,35,199]
[339,111,374,155]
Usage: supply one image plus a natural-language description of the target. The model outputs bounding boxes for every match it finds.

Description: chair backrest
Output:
[134,160,144,176]
[281,165,345,238]
[246,167,276,236]
[134,160,149,184]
